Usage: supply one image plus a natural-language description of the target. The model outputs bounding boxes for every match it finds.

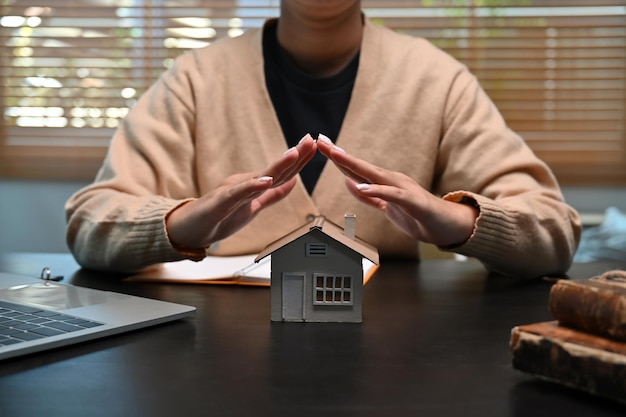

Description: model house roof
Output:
[255,215,379,264]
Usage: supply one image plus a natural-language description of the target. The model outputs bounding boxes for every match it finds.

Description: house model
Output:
[255,215,379,323]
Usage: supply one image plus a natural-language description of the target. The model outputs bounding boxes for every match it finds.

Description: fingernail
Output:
[298,134,312,144]
[258,176,273,183]
[318,134,333,145]
[333,145,346,153]
[356,183,370,191]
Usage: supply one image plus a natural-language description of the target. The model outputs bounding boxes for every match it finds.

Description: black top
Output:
[263,22,359,194]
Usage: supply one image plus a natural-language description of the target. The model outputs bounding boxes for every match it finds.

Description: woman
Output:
[66,0,581,278]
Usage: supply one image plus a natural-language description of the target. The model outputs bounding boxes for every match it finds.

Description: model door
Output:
[282,273,305,321]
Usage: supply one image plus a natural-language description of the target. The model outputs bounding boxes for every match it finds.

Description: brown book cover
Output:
[510,321,626,403]
[548,270,626,342]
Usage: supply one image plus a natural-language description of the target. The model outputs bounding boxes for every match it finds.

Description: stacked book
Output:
[510,270,626,402]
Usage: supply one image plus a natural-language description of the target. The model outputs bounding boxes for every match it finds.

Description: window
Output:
[314,274,353,306]
[1,1,625,184]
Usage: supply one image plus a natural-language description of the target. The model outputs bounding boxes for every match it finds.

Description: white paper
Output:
[128,255,377,284]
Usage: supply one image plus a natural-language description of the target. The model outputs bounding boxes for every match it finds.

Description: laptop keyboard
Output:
[0,300,104,347]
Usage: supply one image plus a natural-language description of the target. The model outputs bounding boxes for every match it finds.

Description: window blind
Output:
[1,0,625,184]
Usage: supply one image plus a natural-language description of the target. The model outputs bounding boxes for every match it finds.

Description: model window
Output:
[313,274,353,305]
[306,242,328,257]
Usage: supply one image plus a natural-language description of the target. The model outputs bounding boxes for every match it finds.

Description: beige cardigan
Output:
[66,18,581,277]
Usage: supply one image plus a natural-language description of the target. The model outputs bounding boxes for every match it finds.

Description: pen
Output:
[234,256,270,277]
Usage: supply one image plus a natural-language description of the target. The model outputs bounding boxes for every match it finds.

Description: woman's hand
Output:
[166,134,318,251]
[317,134,478,247]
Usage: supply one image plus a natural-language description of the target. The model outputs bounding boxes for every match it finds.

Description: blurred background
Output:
[1,0,624,256]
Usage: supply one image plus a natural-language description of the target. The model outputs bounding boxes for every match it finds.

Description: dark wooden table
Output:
[1,252,625,417]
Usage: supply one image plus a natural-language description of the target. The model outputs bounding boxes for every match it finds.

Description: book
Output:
[510,321,626,403]
[548,270,626,342]
[126,255,379,287]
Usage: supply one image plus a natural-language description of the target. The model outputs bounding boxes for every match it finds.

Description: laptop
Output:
[0,271,196,360]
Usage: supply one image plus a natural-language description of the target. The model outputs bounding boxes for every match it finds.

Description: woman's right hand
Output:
[166,134,317,251]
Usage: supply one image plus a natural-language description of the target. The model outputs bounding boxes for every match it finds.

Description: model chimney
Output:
[344,214,356,240]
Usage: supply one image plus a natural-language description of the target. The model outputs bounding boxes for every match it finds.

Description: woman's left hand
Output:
[317,134,479,248]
